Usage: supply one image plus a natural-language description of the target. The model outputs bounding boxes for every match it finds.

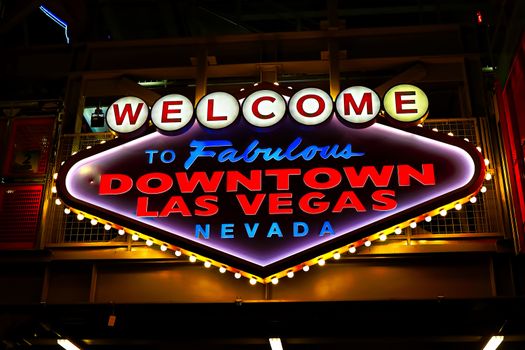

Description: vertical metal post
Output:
[40,264,50,303]
[327,0,340,99]
[89,264,98,303]
[195,48,208,104]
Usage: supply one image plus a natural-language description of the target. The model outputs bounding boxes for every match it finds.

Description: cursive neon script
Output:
[183,137,364,169]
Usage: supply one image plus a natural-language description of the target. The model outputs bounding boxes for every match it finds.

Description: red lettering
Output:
[112,103,144,125]
[303,167,342,190]
[398,164,435,186]
[265,168,301,190]
[236,194,266,215]
[343,166,394,188]
[372,190,397,211]
[343,92,373,115]
[206,99,227,121]
[175,171,223,193]
[161,100,183,123]
[195,195,219,216]
[99,174,133,195]
[297,94,325,117]
[252,96,276,119]
[136,197,159,217]
[332,191,366,212]
[268,193,293,214]
[298,192,329,214]
[159,196,192,217]
[395,91,417,114]
[136,173,173,194]
[226,170,262,192]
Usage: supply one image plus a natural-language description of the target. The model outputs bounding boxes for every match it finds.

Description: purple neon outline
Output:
[65,122,476,267]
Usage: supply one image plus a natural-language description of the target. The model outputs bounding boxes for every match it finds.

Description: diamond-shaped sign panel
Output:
[57,116,485,279]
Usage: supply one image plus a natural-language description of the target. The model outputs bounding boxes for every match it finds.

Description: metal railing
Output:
[44,118,504,244]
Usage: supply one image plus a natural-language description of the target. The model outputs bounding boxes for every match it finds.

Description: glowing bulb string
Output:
[50,127,492,285]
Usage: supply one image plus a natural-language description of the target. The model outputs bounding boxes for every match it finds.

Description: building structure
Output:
[1,1,525,349]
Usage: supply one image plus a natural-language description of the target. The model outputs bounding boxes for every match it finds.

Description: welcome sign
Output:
[57,83,485,282]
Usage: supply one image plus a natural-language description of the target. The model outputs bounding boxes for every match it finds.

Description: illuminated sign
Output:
[57,84,485,283]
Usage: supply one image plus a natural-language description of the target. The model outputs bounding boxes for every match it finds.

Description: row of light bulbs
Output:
[50,126,492,284]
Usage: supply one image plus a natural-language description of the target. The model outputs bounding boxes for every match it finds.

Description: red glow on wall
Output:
[0,184,43,249]
[499,33,525,253]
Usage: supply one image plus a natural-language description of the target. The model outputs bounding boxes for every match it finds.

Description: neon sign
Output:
[57,84,484,283]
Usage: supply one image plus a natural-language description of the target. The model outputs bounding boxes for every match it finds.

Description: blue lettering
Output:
[185,140,232,169]
[319,221,335,236]
[267,222,283,238]
[145,150,158,164]
[195,224,210,239]
[160,150,176,163]
[183,137,364,170]
[221,223,235,238]
[244,223,259,238]
[293,222,309,237]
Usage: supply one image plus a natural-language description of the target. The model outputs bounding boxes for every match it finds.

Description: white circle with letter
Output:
[242,89,287,128]
[383,84,429,125]
[196,92,239,129]
[289,88,333,125]
[335,86,380,125]
[106,96,149,134]
[151,94,194,131]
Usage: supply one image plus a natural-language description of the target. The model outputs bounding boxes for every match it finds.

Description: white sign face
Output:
[288,88,333,125]
[196,92,240,129]
[242,90,287,128]
[151,94,194,131]
[335,86,381,125]
[383,84,429,124]
[106,96,149,134]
